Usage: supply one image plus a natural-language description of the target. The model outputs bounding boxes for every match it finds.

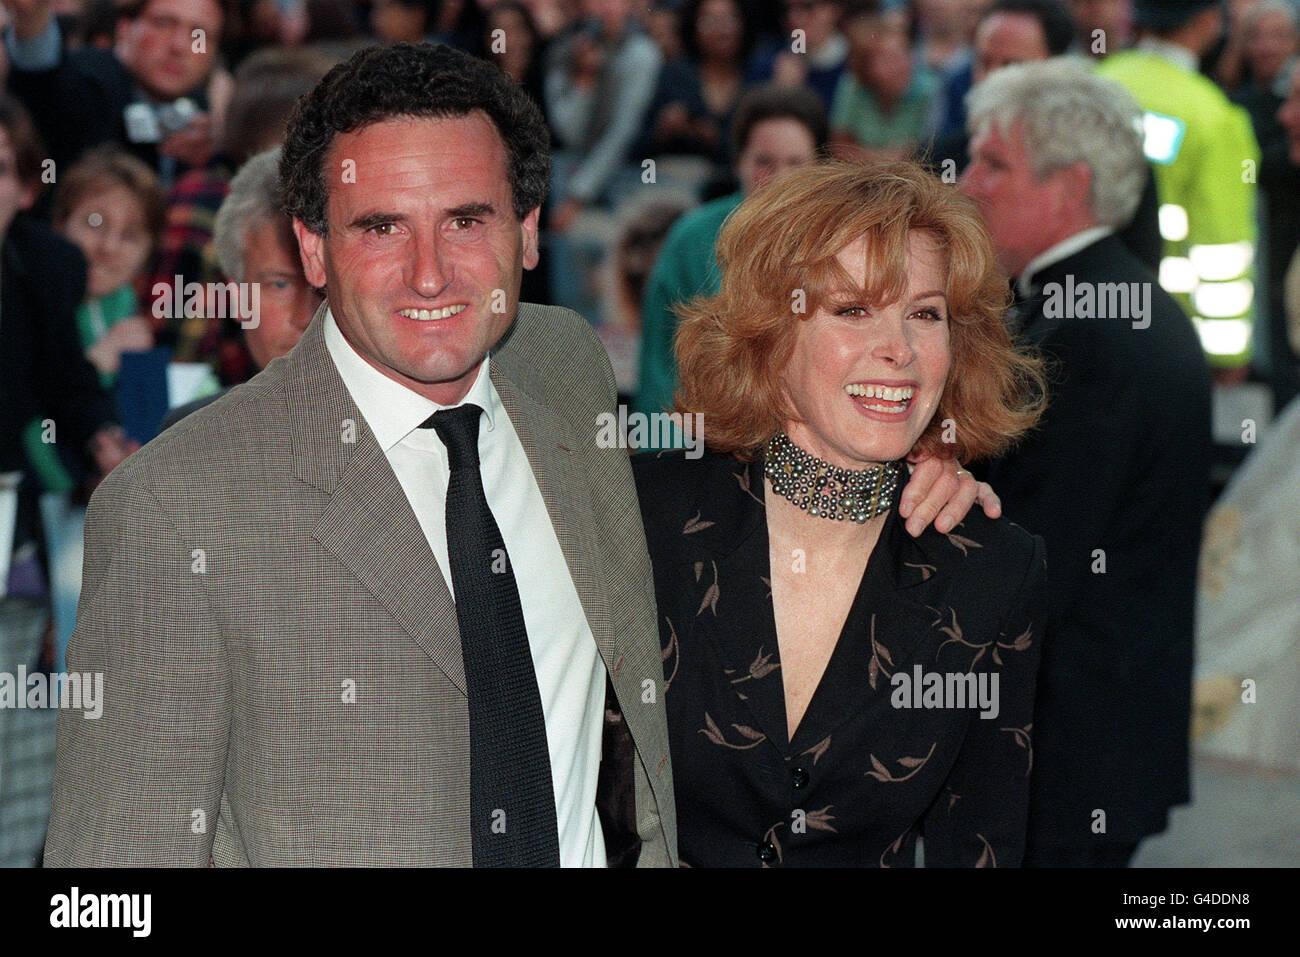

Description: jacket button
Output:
[792,766,810,789]
[757,841,777,863]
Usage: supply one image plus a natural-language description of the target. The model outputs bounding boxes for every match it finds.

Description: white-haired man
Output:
[161,148,320,428]
[960,58,1213,867]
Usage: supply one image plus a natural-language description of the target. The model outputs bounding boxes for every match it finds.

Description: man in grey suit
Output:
[46,42,674,867]
[45,43,991,867]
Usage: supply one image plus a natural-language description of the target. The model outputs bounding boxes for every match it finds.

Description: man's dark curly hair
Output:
[279,43,551,235]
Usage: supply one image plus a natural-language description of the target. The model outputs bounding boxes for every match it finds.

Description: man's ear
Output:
[520,206,540,271]
[18,183,37,213]
[1056,161,1093,217]
[293,218,329,290]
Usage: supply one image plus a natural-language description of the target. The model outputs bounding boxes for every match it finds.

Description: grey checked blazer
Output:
[43,303,677,867]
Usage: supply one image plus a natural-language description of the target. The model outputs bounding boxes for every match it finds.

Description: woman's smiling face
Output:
[779,230,951,469]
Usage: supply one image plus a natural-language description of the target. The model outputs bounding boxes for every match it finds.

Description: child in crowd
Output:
[52,146,165,386]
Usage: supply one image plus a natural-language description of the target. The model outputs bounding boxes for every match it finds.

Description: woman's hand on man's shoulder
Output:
[900,453,1001,538]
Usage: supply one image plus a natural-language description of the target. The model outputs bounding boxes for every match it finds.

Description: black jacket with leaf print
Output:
[633,449,1046,867]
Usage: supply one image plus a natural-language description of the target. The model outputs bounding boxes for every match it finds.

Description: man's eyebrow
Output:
[447,202,496,218]
[347,203,500,231]
[348,211,404,231]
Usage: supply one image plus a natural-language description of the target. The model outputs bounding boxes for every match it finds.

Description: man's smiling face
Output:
[294,111,540,405]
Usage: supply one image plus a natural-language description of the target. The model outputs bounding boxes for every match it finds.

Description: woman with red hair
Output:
[634,159,1049,867]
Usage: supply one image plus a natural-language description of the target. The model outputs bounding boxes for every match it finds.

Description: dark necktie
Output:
[422,403,561,867]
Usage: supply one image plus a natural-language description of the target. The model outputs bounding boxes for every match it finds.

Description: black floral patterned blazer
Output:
[633,449,1047,867]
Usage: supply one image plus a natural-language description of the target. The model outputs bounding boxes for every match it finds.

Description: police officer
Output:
[1098,0,1261,371]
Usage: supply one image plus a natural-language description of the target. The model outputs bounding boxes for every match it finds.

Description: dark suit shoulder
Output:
[6,216,85,277]
[64,46,130,83]
[1033,237,1208,396]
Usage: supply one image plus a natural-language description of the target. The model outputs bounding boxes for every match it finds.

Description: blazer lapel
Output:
[281,309,467,694]
[678,454,959,756]
[312,439,467,693]
[677,455,791,752]
[489,366,617,669]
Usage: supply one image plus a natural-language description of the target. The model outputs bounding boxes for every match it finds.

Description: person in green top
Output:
[829,6,942,160]
[22,147,164,492]
[635,83,829,426]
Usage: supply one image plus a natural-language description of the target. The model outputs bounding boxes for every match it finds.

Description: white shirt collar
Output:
[322,306,498,453]
[1017,226,1114,298]
[1135,37,1199,73]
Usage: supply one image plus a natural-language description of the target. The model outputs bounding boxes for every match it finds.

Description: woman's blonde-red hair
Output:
[673,159,1046,462]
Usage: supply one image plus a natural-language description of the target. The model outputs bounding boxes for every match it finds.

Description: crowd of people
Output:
[1,0,1298,870]
[0,0,1296,416]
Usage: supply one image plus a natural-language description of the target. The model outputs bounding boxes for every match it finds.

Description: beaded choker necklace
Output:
[764,431,902,524]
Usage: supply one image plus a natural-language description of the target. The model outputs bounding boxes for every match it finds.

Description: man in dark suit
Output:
[961,59,1212,866]
[926,2,1163,274]
[2,0,224,188]
[0,95,131,592]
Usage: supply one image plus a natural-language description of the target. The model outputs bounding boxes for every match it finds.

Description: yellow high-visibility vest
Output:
[1098,49,1260,368]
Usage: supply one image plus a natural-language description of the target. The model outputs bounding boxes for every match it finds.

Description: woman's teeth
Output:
[845,383,914,413]
[845,384,913,400]
[398,305,467,321]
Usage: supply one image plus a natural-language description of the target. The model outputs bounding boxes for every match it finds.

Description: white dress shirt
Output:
[1018,225,1116,299]
[324,309,608,868]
